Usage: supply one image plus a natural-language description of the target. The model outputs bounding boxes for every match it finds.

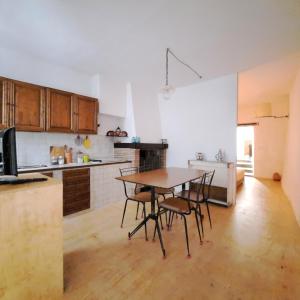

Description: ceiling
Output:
[1,0,300,88]
[238,52,300,104]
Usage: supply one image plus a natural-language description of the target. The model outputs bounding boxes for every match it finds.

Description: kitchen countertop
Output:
[18,159,131,174]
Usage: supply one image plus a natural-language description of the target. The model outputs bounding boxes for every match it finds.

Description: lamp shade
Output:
[255,103,272,118]
[160,84,175,100]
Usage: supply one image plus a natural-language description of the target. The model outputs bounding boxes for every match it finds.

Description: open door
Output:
[237,125,254,176]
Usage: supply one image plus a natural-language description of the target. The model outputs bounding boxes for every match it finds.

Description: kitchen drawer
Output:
[64,200,90,215]
[63,190,90,202]
[63,168,89,178]
[63,178,90,187]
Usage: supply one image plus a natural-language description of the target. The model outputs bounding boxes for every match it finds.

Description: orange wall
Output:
[282,69,300,225]
[238,100,288,179]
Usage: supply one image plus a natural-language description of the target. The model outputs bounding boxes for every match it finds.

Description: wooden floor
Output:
[63,177,300,300]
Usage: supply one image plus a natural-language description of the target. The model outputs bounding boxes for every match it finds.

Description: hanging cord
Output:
[166,48,169,85]
[167,48,202,80]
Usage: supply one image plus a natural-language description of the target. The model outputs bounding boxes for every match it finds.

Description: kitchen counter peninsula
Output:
[0,173,63,300]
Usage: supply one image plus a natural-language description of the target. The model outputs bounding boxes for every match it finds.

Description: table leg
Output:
[128,186,166,257]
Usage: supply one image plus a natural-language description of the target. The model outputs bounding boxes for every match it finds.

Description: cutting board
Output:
[50,146,65,158]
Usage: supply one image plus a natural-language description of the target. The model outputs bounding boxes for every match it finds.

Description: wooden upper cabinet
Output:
[0,76,100,134]
[74,95,98,134]
[46,88,74,133]
[10,80,45,131]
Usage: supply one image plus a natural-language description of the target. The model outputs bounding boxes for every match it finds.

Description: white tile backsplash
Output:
[16,131,115,165]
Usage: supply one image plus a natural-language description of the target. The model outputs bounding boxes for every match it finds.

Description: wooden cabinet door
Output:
[75,95,98,134]
[46,88,74,133]
[63,168,90,215]
[11,80,45,131]
[0,80,6,129]
[0,78,11,129]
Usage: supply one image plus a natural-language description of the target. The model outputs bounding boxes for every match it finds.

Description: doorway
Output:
[237,125,254,176]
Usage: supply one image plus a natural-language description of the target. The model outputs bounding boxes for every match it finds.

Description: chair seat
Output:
[160,197,194,214]
[155,187,175,195]
[128,191,152,202]
[176,190,204,202]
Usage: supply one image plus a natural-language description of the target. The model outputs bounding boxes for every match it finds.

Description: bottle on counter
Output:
[65,147,73,164]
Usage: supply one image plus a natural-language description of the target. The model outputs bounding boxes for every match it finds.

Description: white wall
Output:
[131,81,162,143]
[238,99,289,178]
[0,46,125,164]
[0,46,94,96]
[159,74,238,167]
[282,69,300,225]
[92,73,127,117]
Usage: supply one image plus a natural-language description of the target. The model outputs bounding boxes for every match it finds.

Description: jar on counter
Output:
[77,152,83,164]
[50,156,58,165]
[83,154,90,163]
[58,155,64,165]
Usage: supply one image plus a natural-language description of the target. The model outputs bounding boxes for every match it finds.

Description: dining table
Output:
[116,167,206,256]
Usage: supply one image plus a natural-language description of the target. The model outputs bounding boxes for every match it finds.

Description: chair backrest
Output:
[187,174,206,210]
[119,167,140,197]
[203,170,215,200]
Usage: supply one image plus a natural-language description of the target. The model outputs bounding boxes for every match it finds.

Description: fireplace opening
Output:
[139,149,165,192]
[139,150,163,172]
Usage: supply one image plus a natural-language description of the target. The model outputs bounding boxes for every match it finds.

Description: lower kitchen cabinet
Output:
[63,168,90,216]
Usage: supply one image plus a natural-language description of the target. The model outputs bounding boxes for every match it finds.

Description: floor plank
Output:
[63,177,300,300]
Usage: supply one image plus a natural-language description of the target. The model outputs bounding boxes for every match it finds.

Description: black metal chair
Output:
[176,170,215,236]
[154,175,206,257]
[134,185,174,229]
[119,167,163,240]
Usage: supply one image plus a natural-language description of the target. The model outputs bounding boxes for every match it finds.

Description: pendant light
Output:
[160,48,202,100]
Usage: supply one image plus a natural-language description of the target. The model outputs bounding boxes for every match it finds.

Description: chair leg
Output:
[197,204,204,237]
[167,211,172,229]
[135,202,140,220]
[171,193,178,220]
[194,210,202,244]
[155,215,166,257]
[170,212,175,227]
[141,205,144,218]
[152,222,157,241]
[153,208,160,241]
[182,215,191,257]
[121,199,128,228]
[143,203,148,241]
[205,200,212,229]
[156,198,164,230]
[162,195,168,225]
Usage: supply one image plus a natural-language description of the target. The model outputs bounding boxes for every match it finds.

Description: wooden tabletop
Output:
[115,167,205,189]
